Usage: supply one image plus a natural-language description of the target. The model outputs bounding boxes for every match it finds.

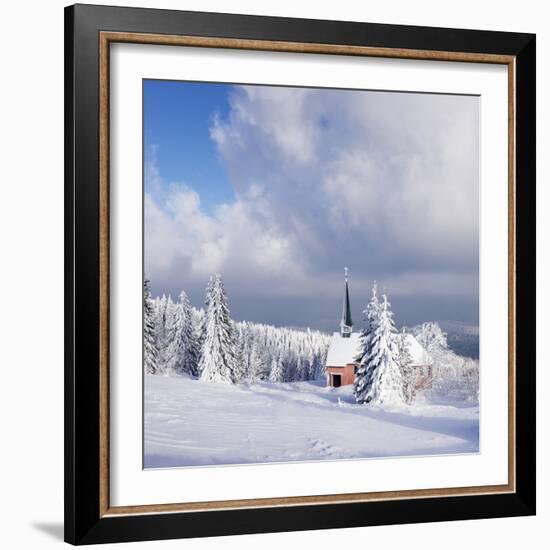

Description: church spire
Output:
[340,267,353,338]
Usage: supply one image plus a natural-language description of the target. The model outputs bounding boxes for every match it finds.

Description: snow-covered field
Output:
[144,374,479,468]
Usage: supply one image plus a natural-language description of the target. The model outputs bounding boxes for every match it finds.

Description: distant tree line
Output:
[143,275,330,384]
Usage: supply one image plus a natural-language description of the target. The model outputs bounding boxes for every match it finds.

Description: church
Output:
[325,270,433,389]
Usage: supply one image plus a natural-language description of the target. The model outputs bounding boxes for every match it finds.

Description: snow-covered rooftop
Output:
[404,334,433,366]
[325,332,432,367]
[325,332,362,366]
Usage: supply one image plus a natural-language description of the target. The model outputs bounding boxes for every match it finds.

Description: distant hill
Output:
[438,321,479,359]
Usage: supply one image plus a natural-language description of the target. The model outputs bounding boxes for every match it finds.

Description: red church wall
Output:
[326,364,357,387]
[414,365,433,390]
[327,364,433,389]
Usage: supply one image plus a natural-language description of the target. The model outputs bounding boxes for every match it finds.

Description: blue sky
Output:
[144,80,479,331]
[144,80,235,212]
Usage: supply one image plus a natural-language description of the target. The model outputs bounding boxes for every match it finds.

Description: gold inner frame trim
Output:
[98,31,516,518]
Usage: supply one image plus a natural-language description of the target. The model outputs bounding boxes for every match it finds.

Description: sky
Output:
[144,79,479,332]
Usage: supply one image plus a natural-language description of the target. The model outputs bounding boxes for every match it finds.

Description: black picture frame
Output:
[65,3,536,545]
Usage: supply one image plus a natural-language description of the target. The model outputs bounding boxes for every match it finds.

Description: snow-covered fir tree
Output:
[234,324,251,381]
[191,307,205,371]
[195,278,213,376]
[143,278,158,374]
[395,328,415,404]
[365,282,381,341]
[411,322,448,360]
[354,294,404,406]
[269,353,285,382]
[153,294,176,374]
[198,274,238,384]
[165,290,200,377]
[409,321,479,402]
[306,346,318,381]
[230,321,248,383]
[294,357,305,381]
[353,281,380,383]
[248,343,269,382]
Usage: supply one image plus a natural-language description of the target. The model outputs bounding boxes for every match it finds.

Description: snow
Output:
[144,374,479,468]
[404,333,433,366]
[325,332,362,366]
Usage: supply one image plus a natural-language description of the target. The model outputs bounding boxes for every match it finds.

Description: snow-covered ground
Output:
[144,374,479,468]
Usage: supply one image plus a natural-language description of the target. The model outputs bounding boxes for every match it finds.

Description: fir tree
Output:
[269,353,285,382]
[231,321,247,383]
[395,328,415,404]
[198,274,237,384]
[196,278,213,376]
[143,278,158,374]
[234,325,250,381]
[313,352,324,380]
[248,343,269,382]
[305,340,317,381]
[192,307,205,370]
[153,294,175,374]
[365,281,381,341]
[353,282,381,374]
[411,321,448,360]
[166,291,200,376]
[354,294,404,405]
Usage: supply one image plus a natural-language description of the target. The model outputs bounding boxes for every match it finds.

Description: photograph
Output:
[60,3,537,545]
[142,80,481,469]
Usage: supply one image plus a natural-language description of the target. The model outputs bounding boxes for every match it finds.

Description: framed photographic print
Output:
[64,3,536,545]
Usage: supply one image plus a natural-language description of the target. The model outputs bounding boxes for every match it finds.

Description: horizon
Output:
[148,273,479,335]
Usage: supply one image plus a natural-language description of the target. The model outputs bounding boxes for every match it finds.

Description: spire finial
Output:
[344,266,348,281]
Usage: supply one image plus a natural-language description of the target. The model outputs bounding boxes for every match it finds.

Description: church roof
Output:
[324,332,432,367]
[404,334,433,366]
[326,332,362,366]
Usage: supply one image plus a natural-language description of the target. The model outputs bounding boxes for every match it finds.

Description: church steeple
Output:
[340,267,353,338]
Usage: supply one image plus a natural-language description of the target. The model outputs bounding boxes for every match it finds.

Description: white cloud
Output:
[146,85,479,326]
[145,182,308,303]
